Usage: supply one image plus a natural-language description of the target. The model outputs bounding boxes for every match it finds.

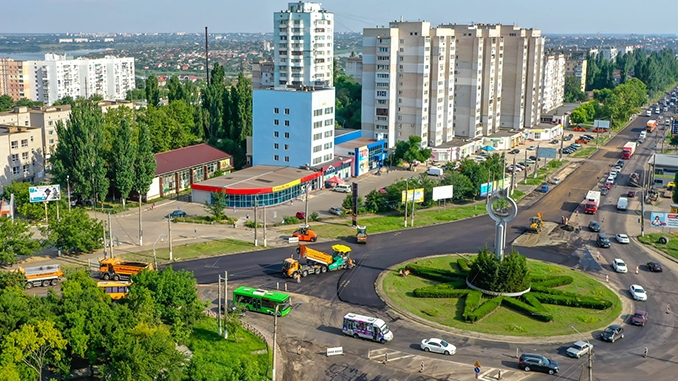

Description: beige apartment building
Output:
[565,58,587,92]
[251,60,275,89]
[345,55,363,84]
[0,125,46,191]
[0,58,32,101]
[523,29,545,128]
[542,54,566,113]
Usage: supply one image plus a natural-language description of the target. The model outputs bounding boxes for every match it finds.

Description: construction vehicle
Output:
[527,213,544,234]
[293,225,318,242]
[629,173,641,187]
[585,190,601,214]
[99,258,152,280]
[19,264,64,289]
[356,225,368,244]
[282,244,355,280]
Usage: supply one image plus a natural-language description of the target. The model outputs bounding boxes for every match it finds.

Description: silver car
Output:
[420,338,456,355]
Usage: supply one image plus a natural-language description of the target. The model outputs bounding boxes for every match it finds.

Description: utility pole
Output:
[533,144,540,179]
[559,138,564,161]
[218,274,222,336]
[102,215,107,258]
[108,212,114,258]
[523,149,528,184]
[511,155,517,195]
[272,304,279,381]
[218,271,228,338]
[304,185,309,226]
[404,178,409,227]
[570,325,593,381]
[254,198,259,246]
[263,204,267,247]
[67,175,71,212]
[139,198,143,246]
[168,216,173,261]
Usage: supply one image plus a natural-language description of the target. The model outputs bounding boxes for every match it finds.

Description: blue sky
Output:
[3,0,677,34]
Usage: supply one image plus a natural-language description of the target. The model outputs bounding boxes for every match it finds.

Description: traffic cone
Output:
[605,275,609,282]
[636,266,639,274]
[667,304,671,314]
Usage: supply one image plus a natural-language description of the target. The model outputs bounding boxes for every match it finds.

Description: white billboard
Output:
[29,185,61,203]
[432,185,453,201]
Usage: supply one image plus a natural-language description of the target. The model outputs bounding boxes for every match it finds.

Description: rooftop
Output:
[545,103,579,115]
[155,143,231,176]
[435,137,483,148]
[336,137,377,149]
[194,165,317,190]
[650,154,678,168]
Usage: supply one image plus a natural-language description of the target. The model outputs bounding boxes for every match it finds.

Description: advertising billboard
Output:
[479,177,511,198]
[432,185,453,201]
[401,188,425,203]
[650,212,678,228]
[356,146,370,176]
[29,185,61,203]
[537,147,557,159]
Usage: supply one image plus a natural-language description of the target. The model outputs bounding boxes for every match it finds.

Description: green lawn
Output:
[638,233,678,260]
[519,160,566,186]
[571,147,598,158]
[186,318,269,379]
[382,255,622,337]
[118,238,260,265]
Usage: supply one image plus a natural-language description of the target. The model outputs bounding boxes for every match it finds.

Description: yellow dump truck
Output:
[19,264,64,289]
[282,244,355,279]
[99,258,152,280]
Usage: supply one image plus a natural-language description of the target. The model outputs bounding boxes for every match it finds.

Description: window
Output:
[284,156,290,162]
[284,132,290,138]
[284,144,289,150]
[274,131,279,138]
[274,143,279,149]
[376,82,389,88]
[313,109,323,116]
[313,145,322,153]
[21,152,28,160]
[274,119,279,126]
[274,155,280,161]
[376,91,387,97]
[313,157,322,165]
[274,107,279,114]
[21,139,28,148]
[313,121,323,129]
[324,107,333,114]
[10,141,18,149]
[378,47,389,52]
[48,130,54,135]
[11,154,18,162]
[313,133,322,141]
[324,130,332,138]
[284,120,290,126]
[284,108,290,114]
[324,119,334,126]
[324,142,333,149]
[22,164,29,173]
[12,166,19,175]
[376,73,389,79]
[49,139,55,144]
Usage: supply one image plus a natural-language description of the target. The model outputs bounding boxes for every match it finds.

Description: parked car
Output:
[628,190,636,197]
[529,155,538,161]
[616,160,625,167]
[168,210,187,218]
[566,341,593,358]
[527,145,537,150]
[647,261,663,272]
[616,234,630,244]
[551,139,559,144]
[589,221,601,232]
[630,284,647,301]
[334,183,352,193]
[420,338,456,355]
[295,211,306,220]
[631,310,649,326]
[613,258,628,273]
[614,165,623,172]
[601,325,625,342]
[539,184,550,193]
[509,149,520,154]
[329,206,343,216]
[518,354,559,375]
[550,177,561,185]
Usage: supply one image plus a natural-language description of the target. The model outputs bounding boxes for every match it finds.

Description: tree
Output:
[392,136,432,167]
[230,73,253,145]
[442,171,474,201]
[1,182,49,220]
[0,94,14,112]
[203,191,228,221]
[145,76,159,107]
[134,122,156,204]
[0,218,42,265]
[111,118,136,208]
[564,76,587,103]
[468,248,529,293]
[1,320,67,381]
[201,63,225,139]
[673,172,678,204]
[334,75,362,129]
[166,75,185,104]
[44,208,103,254]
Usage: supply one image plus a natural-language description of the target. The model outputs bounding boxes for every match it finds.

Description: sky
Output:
[3,0,678,35]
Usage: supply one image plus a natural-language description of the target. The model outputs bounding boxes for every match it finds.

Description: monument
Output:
[486,188,518,260]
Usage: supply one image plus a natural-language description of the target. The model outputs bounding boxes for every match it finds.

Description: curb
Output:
[374,254,626,345]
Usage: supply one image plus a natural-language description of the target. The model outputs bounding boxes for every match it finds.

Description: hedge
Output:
[532,285,577,297]
[531,292,612,310]
[523,293,546,311]
[413,286,471,298]
[406,264,463,282]
[462,291,483,320]
[464,296,503,322]
[457,258,471,273]
[531,276,574,288]
[502,297,553,322]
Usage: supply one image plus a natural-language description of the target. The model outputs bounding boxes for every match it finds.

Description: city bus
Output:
[232,286,292,316]
[342,313,394,343]
[97,281,131,300]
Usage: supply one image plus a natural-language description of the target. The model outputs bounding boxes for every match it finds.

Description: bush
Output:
[282,216,300,225]
[531,276,574,288]
[531,292,612,310]
[310,211,320,222]
[502,297,553,322]
[468,248,530,293]
[462,291,483,320]
[523,292,546,311]
[457,257,471,273]
[406,264,464,283]
[413,285,470,298]
[244,220,262,228]
[464,296,503,322]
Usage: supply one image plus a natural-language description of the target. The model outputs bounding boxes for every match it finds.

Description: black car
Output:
[551,139,559,144]
[528,155,538,161]
[601,325,624,342]
[519,354,559,375]
[509,149,520,154]
[589,221,601,232]
[647,262,663,272]
[616,160,625,167]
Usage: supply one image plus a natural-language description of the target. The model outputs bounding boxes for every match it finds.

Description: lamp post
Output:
[153,234,165,269]
[570,324,593,381]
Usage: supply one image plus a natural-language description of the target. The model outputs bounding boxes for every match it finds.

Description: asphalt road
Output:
[171,112,678,380]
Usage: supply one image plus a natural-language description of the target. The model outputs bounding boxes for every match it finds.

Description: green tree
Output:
[392,136,432,167]
[89,94,104,102]
[0,218,42,265]
[334,75,362,129]
[165,100,198,148]
[0,94,13,112]
[166,75,185,104]
[230,73,253,145]
[13,98,42,108]
[569,107,587,124]
[133,122,156,206]
[1,320,67,381]
[126,88,145,102]
[45,208,103,254]
[145,76,160,107]
[468,248,529,293]
[203,191,228,221]
[673,172,678,204]
[564,76,587,103]
[202,64,225,139]
[442,171,474,201]
[459,159,489,197]
[1,182,47,220]
[111,118,136,207]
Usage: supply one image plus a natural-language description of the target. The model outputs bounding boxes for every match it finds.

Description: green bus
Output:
[233,286,292,316]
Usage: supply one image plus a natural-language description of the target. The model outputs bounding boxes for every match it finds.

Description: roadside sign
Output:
[474,367,481,374]
[474,361,481,368]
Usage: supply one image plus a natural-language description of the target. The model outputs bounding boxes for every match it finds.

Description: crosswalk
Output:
[367,348,529,381]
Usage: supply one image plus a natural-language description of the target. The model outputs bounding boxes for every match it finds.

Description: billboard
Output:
[537,147,557,159]
[29,185,61,203]
[402,188,425,203]
[432,185,453,201]
[480,176,511,198]
[672,119,678,136]
[594,120,610,129]
[356,145,370,176]
[650,212,678,228]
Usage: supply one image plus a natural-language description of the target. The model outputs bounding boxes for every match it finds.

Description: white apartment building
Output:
[542,54,566,113]
[0,125,46,192]
[25,54,135,106]
[499,26,527,130]
[362,21,456,148]
[523,29,545,128]
[252,60,275,89]
[476,24,503,136]
[345,55,363,85]
[599,47,618,61]
[273,2,334,87]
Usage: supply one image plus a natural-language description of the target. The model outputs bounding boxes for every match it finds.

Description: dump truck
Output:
[526,213,544,233]
[19,264,64,289]
[585,190,601,214]
[293,225,318,242]
[99,258,152,280]
[282,244,355,279]
[356,225,367,244]
[621,142,637,159]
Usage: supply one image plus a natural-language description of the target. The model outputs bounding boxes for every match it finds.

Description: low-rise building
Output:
[649,154,678,187]
[334,135,387,177]
[0,125,46,192]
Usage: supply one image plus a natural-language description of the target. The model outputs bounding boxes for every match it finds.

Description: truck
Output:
[19,264,64,289]
[621,142,637,159]
[629,173,641,187]
[646,120,657,132]
[99,258,152,280]
[585,190,601,214]
[526,213,544,233]
[356,225,368,244]
[282,244,355,280]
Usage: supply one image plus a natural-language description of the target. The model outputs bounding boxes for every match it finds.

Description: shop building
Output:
[524,122,563,141]
[334,137,387,176]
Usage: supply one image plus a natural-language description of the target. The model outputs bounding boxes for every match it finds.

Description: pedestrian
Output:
[568,191,571,197]
[644,347,648,358]
[246,213,250,220]
[290,200,294,206]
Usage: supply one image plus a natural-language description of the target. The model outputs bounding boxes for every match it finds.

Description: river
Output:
[2,48,113,61]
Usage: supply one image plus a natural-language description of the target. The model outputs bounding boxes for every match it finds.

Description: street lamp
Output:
[570,324,593,381]
[153,234,165,269]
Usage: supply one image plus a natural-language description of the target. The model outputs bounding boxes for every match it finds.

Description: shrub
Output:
[531,276,574,288]
[531,292,612,310]
[462,291,483,320]
[244,220,262,228]
[502,297,553,322]
[282,216,300,225]
[310,211,320,222]
[468,248,530,293]
[406,264,464,283]
[523,293,546,311]
[465,296,503,322]
[413,286,470,298]
[457,257,471,273]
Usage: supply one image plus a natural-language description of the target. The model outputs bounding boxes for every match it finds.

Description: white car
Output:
[566,341,593,358]
[420,338,456,355]
[550,177,561,185]
[609,171,618,179]
[629,284,647,301]
[616,234,630,244]
[613,258,628,273]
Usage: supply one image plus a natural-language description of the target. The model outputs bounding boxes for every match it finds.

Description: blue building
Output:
[334,129,388,176]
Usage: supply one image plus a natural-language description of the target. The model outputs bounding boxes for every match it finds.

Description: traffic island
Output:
[378,252,622,339]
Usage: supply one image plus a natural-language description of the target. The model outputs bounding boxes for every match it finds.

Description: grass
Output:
[571,147,598,158]
[186,318,269,379]
[638,233,678,260]
[382,255,622,337]
[175,215,236,225]
[118,238,260,265]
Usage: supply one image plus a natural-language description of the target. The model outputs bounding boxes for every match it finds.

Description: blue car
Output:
[169,210,187,218]
[540,185,550,193]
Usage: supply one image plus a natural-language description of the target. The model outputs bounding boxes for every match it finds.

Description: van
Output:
[334,183,352,193]
[646,110,652,117]
[617,197,628,211]
[426,167,444,176]
[639,131,647,139]
[597,233,611,248]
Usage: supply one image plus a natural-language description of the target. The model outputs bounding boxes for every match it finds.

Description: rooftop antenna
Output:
[400,15,403,22]
[205,26,209,83]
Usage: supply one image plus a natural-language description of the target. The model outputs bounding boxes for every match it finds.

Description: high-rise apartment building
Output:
[273,2,334,87]
[499,26,528,129]
[0,58,32,101]
[565,58,587,92]
[523,29,545,128]
[542,54,566,113]
[24,54,135,106]
[345,55,363,85]
[252,60,275,89]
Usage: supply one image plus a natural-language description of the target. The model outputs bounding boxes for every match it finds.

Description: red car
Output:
[628,191,636,197]
[295,211,306,220]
